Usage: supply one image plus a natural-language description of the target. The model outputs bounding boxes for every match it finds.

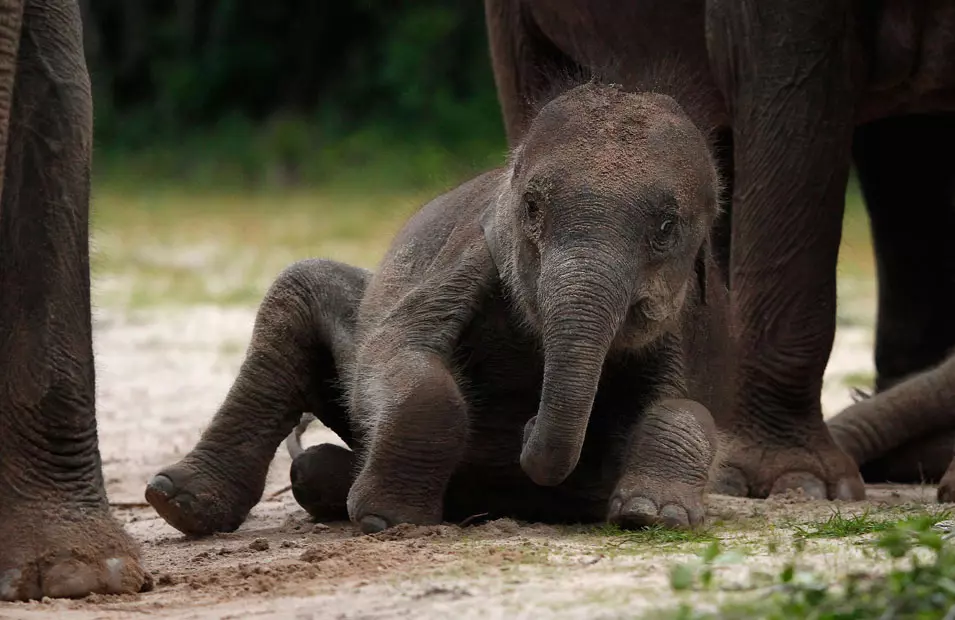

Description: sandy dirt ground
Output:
[2,294,947,620]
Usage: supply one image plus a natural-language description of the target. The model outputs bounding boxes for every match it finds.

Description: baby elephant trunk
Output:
[521,250,630,486]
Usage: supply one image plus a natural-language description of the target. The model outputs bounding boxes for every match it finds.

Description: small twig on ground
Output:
[266,484,293,501]
[109,501,151,509]
[458,512,490,528]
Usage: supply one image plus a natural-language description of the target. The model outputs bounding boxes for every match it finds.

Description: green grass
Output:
[655,512,955,620]
[786,508,953,542]
[790,509,900,540]
[597,523,721,547]
[841,371,875,389]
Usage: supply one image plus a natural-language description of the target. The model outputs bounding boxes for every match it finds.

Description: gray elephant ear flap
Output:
[480,205,505,273]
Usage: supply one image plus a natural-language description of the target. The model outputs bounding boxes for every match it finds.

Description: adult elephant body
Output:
[485,0,955,500]
[0,0,147,601]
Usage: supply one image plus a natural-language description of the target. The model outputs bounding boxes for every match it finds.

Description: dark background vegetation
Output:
[83,0,506,190]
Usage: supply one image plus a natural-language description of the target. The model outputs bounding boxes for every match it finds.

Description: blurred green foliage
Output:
[83,0,506,189]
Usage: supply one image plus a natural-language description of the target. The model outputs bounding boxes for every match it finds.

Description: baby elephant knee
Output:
[635,399,719,483]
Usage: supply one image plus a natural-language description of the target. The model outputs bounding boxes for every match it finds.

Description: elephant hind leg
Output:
[828,352,955,487]
[146,259,368,536]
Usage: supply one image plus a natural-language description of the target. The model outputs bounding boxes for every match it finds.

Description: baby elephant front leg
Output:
[608,399,718,529]
[347,351,469,534]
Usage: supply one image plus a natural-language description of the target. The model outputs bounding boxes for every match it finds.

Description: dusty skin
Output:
[0,298,948,619]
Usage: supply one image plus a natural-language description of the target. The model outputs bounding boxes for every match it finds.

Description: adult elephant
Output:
[0,0,148,602]
[484,0,955,501]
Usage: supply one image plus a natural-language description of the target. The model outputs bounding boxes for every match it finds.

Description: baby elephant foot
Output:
[290,443,356,521]
[146,453,264,536]
[608,399,716,529]
[607,479,706,529]
[346,468,443,535]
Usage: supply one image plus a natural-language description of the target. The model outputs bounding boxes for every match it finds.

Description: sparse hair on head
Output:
[523,55,721,151]
[506,55,727,216]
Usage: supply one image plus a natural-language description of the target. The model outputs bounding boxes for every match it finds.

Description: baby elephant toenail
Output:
[359,515,389,534]
[659,504,690,528]
[622,497,657,518]
[146,474,175,499]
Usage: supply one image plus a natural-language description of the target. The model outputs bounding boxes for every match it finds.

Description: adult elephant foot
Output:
[146,454,262,537]
[0,502,149,601]
[713,419,865,501]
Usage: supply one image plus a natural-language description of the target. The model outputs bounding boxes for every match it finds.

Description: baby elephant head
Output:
[481,83,721,487]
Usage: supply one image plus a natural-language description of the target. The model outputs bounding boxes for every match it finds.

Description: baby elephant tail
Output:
[286,412,317,460]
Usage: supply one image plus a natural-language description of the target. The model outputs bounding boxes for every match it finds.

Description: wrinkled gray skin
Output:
[827,355,955,500]
[484,0,955,503]
[0,0,148,602]
[145,83,734,535]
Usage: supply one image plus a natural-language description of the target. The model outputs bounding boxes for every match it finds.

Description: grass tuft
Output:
[597,523,720,547]
[660,512,955,619]
[789,508,953,541]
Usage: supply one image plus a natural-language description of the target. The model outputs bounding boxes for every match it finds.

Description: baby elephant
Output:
[145,82,732,536]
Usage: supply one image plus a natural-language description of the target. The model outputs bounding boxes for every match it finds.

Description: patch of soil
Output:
[1,307,944,619]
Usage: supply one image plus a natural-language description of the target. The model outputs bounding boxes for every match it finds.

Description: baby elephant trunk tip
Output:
[520,415,582,486]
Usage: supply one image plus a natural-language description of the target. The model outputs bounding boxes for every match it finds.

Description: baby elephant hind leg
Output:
[146,259,368,536]
[608,400,719,529]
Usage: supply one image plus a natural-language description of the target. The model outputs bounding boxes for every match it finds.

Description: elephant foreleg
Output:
[706,0,865,500]
[0,0,148,601]
[606,399,718,530]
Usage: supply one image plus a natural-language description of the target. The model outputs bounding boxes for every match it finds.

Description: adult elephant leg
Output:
[484,0,578,144]
[706,0,865,499]
[146,259,367,536]
[855,114,955,392]
[0,0,148,600]
[828,114,955,483]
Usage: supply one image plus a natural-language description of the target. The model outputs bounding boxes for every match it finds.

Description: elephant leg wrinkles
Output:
[0,0,148,601]
[146,259,368,536]
[607,399,718,529]
[707,0,865,500]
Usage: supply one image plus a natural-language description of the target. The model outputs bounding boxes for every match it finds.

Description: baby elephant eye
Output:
[651,217,679,252]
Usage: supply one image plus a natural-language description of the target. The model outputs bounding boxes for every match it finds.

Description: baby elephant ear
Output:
[480,205,505,273]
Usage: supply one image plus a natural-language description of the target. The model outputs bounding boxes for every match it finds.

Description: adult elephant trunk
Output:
[520,247,631,486]
[828,354,955,466]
